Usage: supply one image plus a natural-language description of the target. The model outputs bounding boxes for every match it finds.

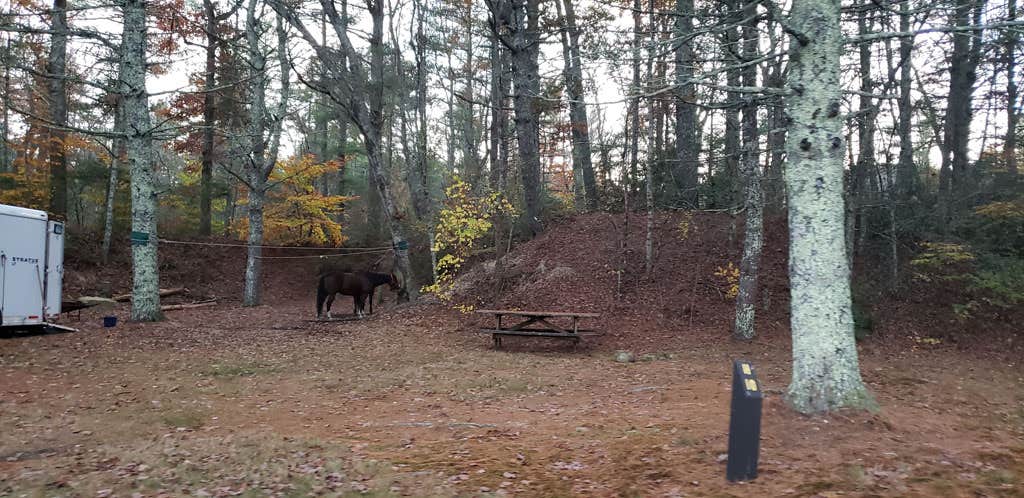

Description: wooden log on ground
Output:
[161,300,216,312]
[114,287,188,303]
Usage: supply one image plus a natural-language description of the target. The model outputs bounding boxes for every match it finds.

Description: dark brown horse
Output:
[316,271,400,319]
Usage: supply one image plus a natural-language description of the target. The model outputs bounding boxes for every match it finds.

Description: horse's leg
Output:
[369,288,374,315]
[354,294,365,318]
[325,293,336,319]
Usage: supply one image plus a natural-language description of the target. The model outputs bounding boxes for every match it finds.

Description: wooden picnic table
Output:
[475,309,601,348]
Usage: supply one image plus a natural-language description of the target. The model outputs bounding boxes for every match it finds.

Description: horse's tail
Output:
[315,274,327,317]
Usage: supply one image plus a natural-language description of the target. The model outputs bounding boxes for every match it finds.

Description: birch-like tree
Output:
[733,0,763,341]
[232,0,290,307]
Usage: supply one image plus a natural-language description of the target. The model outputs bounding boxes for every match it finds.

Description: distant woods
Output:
[0,0,1021,412]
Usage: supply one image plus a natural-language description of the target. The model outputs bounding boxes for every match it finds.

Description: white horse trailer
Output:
[0,203,65,328]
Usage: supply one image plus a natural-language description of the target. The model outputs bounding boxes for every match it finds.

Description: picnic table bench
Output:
[475,309,601,348]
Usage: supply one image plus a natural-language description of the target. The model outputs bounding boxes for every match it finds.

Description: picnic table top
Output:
[474,309,600,318]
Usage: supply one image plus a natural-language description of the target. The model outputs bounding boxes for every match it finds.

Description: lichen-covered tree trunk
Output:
[47,0,68,218]
[733,0,762,341]
[783,0,872,413]
[123,0,161,321]
[243,179,265,306]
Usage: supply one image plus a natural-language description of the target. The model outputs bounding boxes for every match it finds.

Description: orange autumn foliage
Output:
[235,155,354,247]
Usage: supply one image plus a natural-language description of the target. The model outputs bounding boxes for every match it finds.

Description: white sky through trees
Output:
[1,0,1017,177]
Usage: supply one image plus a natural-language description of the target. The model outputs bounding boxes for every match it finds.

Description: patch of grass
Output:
[672,434,699,447]
[159,409,207,430]
[979,469,1017,486]
[844,464,868,488]
[928,478,958,497]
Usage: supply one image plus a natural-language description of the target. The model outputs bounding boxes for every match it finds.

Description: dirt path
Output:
[2,300,1022,497]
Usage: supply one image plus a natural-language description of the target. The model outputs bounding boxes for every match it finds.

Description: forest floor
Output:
[2,212,1023,497]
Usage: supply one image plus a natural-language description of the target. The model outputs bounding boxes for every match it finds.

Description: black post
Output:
[726,359,763,482]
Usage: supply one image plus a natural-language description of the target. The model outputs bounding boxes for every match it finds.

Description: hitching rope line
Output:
[254,249,395,260]
[157,238,394,251]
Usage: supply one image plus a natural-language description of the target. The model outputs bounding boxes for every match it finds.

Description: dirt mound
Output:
[454,211,792,350]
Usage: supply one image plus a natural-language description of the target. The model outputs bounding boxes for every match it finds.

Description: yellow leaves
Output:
[912,336,943,346]
[426,177,517,303]
[911,242,976,268]
[676,211,694,241]
[236,155,353,246]
[714,262,740,300]
[974,200,1024,221]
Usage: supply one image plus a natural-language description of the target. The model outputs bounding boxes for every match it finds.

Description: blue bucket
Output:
[103,316,117,328]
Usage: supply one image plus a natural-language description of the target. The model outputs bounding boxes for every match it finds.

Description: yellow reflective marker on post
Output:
[741,364,752,375]
[745,378,758,391]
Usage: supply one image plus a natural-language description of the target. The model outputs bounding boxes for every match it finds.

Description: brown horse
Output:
[316,271,400,319]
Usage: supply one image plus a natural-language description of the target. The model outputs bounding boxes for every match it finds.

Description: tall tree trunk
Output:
[555,0,598,211]
[273,0,416,300]
[764,57,786,211]
[47,0,68,218]
[490,29,510,261]
[896,0,916,199]
[734,0,762,341]
[1005,0,1019,176]
[410,0,434,280]
[242,9,290,307]
[463,2,479,189]
[1,37,10,173]
[123,0,161,321]
[503,0,544,236]
[554,0,583,208]
[366,0,414,299]
[629,0,641,209]
[783,0,872,413]
[446,40,457,173]
[243,177,266,305]
[199,0,217,236]
[940,0,986,218]
[335,0,349,201]
[674,0,698,208]
[722,6,741,209]
[644,0,655,273]
[852,10,876,258]
[102,93,125,265]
